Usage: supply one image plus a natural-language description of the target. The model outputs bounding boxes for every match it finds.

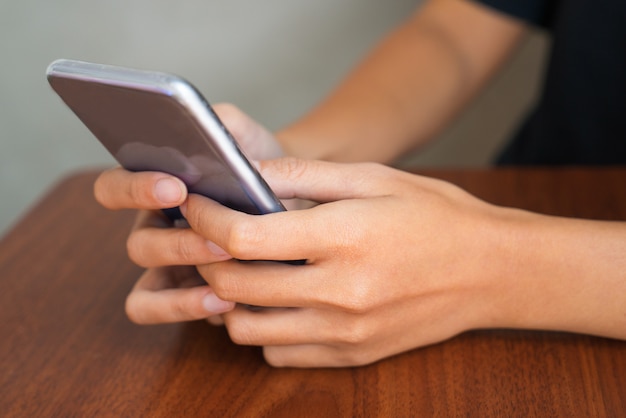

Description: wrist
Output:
[476,207,550,331]
[479,209,626,339]
[449,204,535,332]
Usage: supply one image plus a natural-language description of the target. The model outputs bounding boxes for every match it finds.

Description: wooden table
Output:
[1,168,625,417]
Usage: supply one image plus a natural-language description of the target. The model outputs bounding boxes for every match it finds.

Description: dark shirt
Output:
[475,0,626,165]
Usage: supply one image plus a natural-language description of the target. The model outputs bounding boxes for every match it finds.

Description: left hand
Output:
[93,103,286,324]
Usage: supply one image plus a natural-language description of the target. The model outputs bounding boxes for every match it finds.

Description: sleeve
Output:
[470,0,555,27]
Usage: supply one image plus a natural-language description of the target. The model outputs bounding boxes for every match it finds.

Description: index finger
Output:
[94,166,188,210]
[182,192,347,262]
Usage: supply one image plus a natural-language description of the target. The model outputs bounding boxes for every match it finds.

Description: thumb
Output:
[258,157,389,203]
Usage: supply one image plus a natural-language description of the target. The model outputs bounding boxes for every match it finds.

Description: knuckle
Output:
[205,265,238,300]
[128,176,152,206]
[352,162,400,191]
[167,296,194,322]
[336,318,373,346]
[342,297,370,315]
[171,231,197,264]
[276,156,309,180]
[224,219,263,259]
[337,285,376,315]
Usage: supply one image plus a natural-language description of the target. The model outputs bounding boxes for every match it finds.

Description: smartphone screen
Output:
[47,59,285,216]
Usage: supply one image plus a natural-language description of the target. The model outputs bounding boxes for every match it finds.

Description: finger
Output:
[257,158,396,202]
[207,315,225,326]
[181,159,395,262]
[128,212,232,267]
[182,193,367,262]
[199,261,348,309]
[222,306,342,346]
[212,103,283,160]
[94,166,187,210]
[224,305,380,367]
[125,268,235,324]
[262,344,374,368]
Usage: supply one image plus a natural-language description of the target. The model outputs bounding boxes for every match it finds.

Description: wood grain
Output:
[0,168,624,417]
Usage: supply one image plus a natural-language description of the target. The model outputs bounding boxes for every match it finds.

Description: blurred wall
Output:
[0,0,547,235]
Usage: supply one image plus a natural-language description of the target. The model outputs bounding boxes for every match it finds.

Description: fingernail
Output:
[203,292,233,313]
[154,178,184,204]
[207,240,229,257]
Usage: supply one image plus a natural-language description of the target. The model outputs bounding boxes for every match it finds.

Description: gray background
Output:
[0,0,547,236]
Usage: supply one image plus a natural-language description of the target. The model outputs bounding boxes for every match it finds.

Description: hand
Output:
[175,158,514,367]
[93,103,283,322]
[209,103,285,162]
[98,148,626,367]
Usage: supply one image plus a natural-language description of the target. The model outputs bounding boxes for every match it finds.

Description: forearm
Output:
[278,15,469,164]
[277,0,527,164]
[489,210,626,339]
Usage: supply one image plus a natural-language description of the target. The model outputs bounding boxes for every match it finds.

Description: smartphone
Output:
[46,58,285,220]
